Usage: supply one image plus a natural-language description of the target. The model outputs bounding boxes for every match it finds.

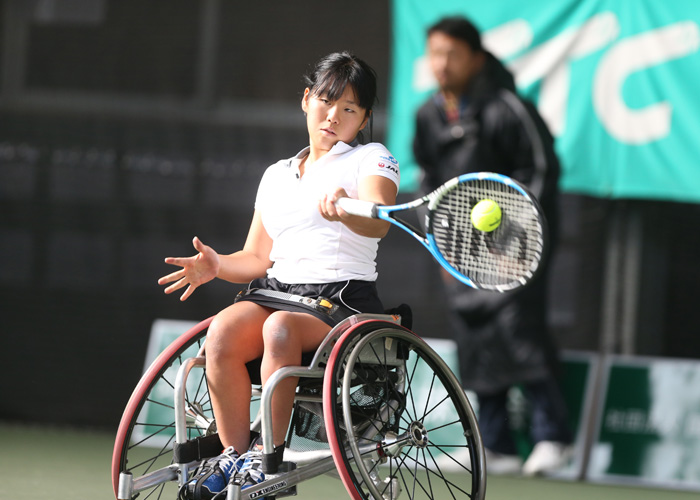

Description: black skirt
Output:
[235,277,385,327]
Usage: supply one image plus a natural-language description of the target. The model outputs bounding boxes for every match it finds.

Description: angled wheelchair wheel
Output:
[111,317,226,499]
[323,320,486,500]
[111,317,213,499]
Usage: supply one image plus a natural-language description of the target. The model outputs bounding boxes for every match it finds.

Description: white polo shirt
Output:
[254,141,400,284]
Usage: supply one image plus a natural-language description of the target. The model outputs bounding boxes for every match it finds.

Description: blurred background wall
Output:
[1,0,699,439]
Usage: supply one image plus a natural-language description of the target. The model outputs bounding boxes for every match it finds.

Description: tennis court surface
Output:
[2,422,698,500]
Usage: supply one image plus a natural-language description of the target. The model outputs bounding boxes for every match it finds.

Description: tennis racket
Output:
[337,172,547,292]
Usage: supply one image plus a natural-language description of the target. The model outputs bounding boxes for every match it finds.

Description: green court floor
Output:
[1,422,698,500]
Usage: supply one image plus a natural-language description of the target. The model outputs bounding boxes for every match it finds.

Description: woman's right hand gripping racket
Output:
[336,172,547,292]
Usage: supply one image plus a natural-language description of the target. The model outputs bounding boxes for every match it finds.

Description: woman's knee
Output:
[206,315,237,363]
[206,304,265,362]
[262,311,330,357]
[261,311,298,354]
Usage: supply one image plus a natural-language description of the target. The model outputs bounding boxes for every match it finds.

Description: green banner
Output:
[590,356,700,489]
[389,0,700,203]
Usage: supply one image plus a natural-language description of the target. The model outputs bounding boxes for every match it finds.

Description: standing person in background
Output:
[413,15,572,475]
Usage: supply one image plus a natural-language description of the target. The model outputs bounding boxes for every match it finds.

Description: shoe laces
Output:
[210,446,240,473]
[237,450,264,484]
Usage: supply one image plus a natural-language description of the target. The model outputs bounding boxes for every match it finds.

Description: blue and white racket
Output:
[337,172,547,292]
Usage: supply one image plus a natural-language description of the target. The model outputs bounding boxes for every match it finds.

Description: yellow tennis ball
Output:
[471,199,502,232]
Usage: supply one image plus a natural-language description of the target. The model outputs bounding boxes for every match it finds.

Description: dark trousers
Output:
[476,378,572,455]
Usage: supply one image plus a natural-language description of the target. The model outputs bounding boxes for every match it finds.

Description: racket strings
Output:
[431,179,544,290]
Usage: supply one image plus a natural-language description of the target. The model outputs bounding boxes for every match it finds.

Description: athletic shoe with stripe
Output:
[181,446,241,500]
[236,450,266,491]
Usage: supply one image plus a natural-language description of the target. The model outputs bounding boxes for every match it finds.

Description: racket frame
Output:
[337,172,547,291]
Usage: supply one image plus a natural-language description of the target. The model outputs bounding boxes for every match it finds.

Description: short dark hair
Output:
[304,52,377,113]
[427,16,483,52]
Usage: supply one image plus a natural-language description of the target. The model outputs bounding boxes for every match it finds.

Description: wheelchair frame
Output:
[113,313,487,500]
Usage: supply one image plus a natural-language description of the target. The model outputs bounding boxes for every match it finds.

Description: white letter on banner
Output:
[482,19,533,60]
[509,13,619,136]
[594,21,700,144]
[413,55,437,93]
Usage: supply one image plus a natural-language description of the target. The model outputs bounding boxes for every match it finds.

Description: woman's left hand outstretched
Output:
[158,236,220,301]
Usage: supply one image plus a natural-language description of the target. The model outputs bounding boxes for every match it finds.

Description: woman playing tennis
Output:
[158,52,399,500]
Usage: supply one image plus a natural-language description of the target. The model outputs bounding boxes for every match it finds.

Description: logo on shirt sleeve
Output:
[378,155,399,174]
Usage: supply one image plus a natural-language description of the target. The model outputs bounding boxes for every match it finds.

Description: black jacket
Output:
[413,53,562,393]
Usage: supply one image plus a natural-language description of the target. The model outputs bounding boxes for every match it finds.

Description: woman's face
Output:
[302,85,370,153]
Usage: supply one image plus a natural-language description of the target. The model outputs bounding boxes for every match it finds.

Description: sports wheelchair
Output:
[112,310,486,500]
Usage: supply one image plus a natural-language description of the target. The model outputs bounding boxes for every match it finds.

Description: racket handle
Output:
[335,197,378,218]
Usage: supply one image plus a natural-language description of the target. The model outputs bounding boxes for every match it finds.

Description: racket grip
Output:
[335,197,378,218]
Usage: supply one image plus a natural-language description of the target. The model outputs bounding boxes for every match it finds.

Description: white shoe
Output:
[522,441,573,476]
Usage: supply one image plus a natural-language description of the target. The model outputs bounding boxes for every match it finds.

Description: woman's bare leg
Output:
[205,301,270,453]
[260,311,331,446]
